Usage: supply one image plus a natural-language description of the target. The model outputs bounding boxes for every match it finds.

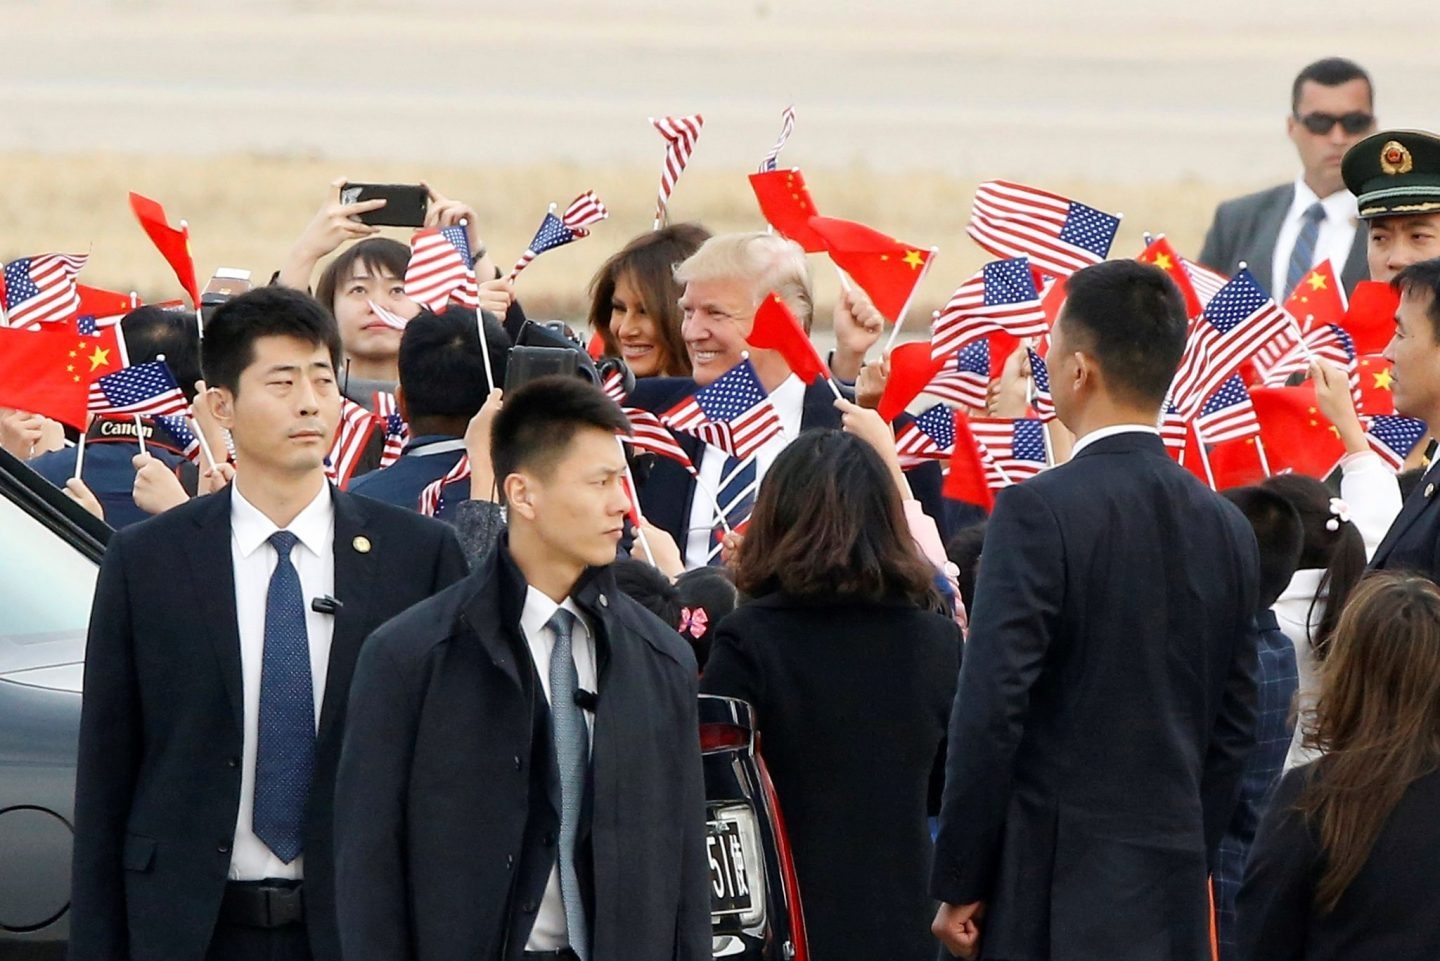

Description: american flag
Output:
[374,391,407,469]
[1194,375,1260,444]
[367,299,410,330]
[1366,415,1428,470]
[2,253,87,328]
[758,105,797,172]
[894,404,956,468]
[509,191,610,280]
[1159,405,1189,453]
[600,369,627,403]
[650,114,704,228]
[419,454,471,517]
[930,257,1048,360]
[1255,323,1357,387]
[661,358,782,460]
[971,417,1048,479]
[87,360,188,416]
[1168,268,1293,419]
[1027,347,1056,422]
[1182,258,1229,310]
[154,413,201,462]
[924,338,991,409]
[326,398,379,487]
[404,226,478,312]
[622,408,695,471]
[968,181,1120,278]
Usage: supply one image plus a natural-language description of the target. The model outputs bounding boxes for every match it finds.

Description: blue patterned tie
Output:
[547,608,590,960]
[708,454,757,565]
[252,531,315,864]
[1285,201,1326,298]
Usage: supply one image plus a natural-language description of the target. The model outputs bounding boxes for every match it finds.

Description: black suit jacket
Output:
[69,484,468,961]
[701,593,961,961]
[333,541,710,961]
[1369,463,1440,579]
[1237,764,1440,960]
[930,431,1260,961]
[627,376,949,552]
[1198,183,1367,297]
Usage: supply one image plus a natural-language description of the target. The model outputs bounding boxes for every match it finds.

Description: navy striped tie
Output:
[1285,201,1326,298]
[252,531,315,864]
[709,454,757,565]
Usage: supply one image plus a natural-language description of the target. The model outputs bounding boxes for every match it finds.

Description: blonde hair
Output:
[673,232,814,332]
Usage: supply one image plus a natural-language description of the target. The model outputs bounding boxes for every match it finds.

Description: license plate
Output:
[706,818,753,915]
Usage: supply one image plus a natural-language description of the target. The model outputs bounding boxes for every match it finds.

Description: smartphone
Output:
[339,182,429,228]
[202,267,253,302]
[504,346,579,392]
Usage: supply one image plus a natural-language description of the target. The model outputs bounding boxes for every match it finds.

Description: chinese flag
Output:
[1208,436,1270,489]
[1342,281,1399,356]
[748,169,826,253]
[807,216,933,322]
[746,293,828,384]
[1137,237,1203,318]
[1355,353,1397,417]
[0,327,99,427]
[76,284,137,320]
[129,192,201,309]
[943,410,996,512]
[877,341,946,421]
[1284,260,1346,332]
[586,329,606,360]
[1250,386,1346,478]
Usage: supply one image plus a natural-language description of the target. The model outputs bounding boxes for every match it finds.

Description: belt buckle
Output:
[261,883,302,926]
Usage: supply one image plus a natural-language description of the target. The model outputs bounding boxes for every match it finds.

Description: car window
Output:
[0,489,97,676]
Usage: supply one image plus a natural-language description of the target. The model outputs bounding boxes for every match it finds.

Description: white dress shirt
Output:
[518,587,598,952]
[683,373,806,567]
[227,480,336,881]
[1270,177,1360,300]
[1069,423,1160,458]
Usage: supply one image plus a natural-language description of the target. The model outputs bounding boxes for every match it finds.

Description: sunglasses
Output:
[1295,111,1374,135]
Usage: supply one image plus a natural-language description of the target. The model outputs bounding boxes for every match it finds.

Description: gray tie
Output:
[546,608,590,960]
[1285,201,1327,298]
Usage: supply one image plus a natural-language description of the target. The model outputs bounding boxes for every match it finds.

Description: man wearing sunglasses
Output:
[1200,57,1375,299]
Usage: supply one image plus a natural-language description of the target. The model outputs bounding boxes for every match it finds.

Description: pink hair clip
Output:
[678,606,709,639]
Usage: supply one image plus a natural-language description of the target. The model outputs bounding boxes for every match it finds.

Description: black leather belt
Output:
[220,880,305,928]
[523,951,579,961]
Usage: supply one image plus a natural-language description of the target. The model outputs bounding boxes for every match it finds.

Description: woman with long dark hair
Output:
[1237,572,1440,958]
[1261,474,1370,770]
[586,223,709,378]
[700,428,961,961]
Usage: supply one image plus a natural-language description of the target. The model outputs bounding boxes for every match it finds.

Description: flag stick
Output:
[460,218,497,393]
[691,467,733,534]
[614,435,656,565]
[1191,422,1217,490]
[833,263,853,294]
[823,376,844,401]
[1042,422,1056,467]
[189,414,218,472]
[1255,437,1274,477]
[134,415,147,456]
[883,246,940,353]
[73,416,90,480]
[181,219,203,341]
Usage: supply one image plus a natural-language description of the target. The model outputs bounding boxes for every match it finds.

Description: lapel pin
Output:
[1426,483,1436,500]
[352,535,372,554]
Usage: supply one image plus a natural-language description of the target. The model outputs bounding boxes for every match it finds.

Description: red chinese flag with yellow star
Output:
[1249,385,1346,478]
[1342,281,1400,356]
[76,284,137,320]
[129,192,201,309]
[943,409,996,513]
[0,327,96,427]
[1206,436,1270,489]
[1355,353,1397,417]
[748,169,826,253]
[877,341,946,421]
[807,216,933,322]
[746,292,828,384]
[1283,259,1345,332]
[1137,237,1203,318]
